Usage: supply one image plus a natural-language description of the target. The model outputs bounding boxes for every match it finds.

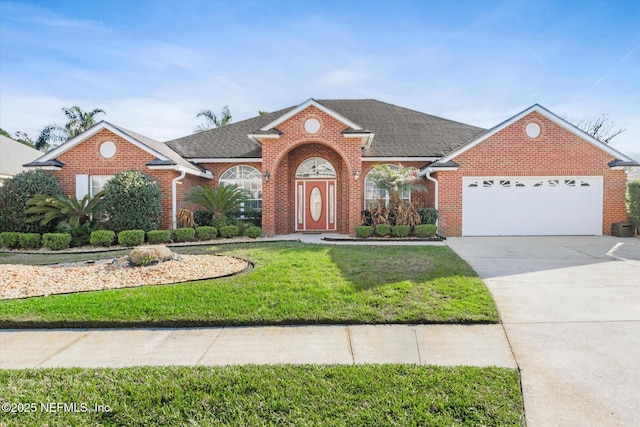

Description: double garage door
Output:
[462,176,603,236]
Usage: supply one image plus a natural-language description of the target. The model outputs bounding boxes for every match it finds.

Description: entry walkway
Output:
[0,324,515,369]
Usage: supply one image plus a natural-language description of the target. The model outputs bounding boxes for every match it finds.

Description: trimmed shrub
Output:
[194,210,213,227]
[419,208,438,225]
[42,233,72,250]
[147,230,171,244]
[219,225,239,238]
[118,230,145,247]
[392,225,410,238]
[0,170,62,233]
[211,216,229,230]
[355,226,374,238]
[415,224,438,238]
[375,224,391,237]
[103,171,162,233]
[173,227,196,242]
[244,226,262,238]
[627,180,640,234]
[90,230,115,247]
[0,232,20,249]
[196,226,218,241]
[18,233,41,249]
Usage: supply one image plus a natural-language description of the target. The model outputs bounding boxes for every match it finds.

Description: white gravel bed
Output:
[0,254,249,300]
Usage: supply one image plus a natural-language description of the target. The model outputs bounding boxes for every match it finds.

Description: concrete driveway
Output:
[447,236,640,427]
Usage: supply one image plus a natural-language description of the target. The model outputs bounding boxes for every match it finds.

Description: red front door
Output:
[295,180,336,231]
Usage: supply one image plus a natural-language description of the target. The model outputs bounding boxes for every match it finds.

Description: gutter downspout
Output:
[172,170,187,229]
[424,167,438,226]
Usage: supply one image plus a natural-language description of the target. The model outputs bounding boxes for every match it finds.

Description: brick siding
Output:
[436,111,629,236]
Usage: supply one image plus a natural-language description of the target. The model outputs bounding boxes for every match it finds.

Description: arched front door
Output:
[295,157,337,231]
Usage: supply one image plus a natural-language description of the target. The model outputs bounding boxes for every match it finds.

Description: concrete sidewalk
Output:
[0,324,516,369]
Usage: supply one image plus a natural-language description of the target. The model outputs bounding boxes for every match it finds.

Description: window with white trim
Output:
[219,165,262,211]
[90,175,113,197]
[363,165,410,210]
[88,175,113,222]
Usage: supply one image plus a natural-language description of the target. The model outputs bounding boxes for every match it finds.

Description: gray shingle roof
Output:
[166,107,294,159]
[166,99,486,159]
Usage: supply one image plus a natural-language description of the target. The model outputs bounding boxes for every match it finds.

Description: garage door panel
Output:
[462,177,602,236]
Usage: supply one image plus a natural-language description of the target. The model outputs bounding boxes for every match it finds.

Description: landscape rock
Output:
[129,245,175,266]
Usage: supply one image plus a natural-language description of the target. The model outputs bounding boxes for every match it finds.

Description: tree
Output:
[32,106,106,151]
[366,165,425,209]
[0,170,63,233]
[103,170,162,233]
[0,128,36,148]
[577,113,626,144]
[195,106,232,132]
[62,106,106,138]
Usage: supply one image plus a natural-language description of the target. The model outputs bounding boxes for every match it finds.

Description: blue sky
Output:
[1,0,639,159]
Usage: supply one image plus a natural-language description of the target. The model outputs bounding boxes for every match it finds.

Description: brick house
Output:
[26,99,638,236]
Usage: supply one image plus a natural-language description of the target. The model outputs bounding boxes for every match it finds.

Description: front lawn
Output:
[0,242,498,327]
[0,365,524,426]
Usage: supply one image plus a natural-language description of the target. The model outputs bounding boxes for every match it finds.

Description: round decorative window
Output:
[99,141,117,158]
[525,122,541,139]
[304,118,321,134]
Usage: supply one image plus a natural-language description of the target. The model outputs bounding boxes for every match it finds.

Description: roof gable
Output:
[258,98,364,132]
[27,121,209,176]
[435,104,637,165]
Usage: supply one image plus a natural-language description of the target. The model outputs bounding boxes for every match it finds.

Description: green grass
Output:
[0,365,524,426]
[0,242,498,327]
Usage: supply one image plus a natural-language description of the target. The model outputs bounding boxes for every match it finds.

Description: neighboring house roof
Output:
[25,121,211,177]
[166,99,487,160]
[0,135,42,180]
[428,104,640,170]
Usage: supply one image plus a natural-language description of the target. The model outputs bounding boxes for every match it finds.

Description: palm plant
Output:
[62,106,106,138]
[194,106,232,132]
[366,165,425,209]
[26,191,105,227]
[184,184,248,222]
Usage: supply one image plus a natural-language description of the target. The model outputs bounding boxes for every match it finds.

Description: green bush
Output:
[103,171,162,233]
[219,225,239,238]
[0,170,62,233]
[56,222,92,247]
[173,227,196,242]
[627,180,640,234]
[42,233,72,250]
[419,208,438,225]
[147,230,171,244]
[0,232,20,249]
[415,224,438,238]
[118,230,145,247]
[196,226,218,241]
[194,210,213,227]
[90,230,115,247]
[18,233,41,249]
[375,224,391,237]
[355,226,374,238]
[244,226,262,238]
[392,225,410,238]
[211,216,229,230]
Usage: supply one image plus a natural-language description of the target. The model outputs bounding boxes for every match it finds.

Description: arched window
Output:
[363,165,411,210]
[295,157,336,178]
[219,165,262,210]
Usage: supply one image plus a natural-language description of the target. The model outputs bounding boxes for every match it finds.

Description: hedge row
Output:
[0,226,264,251]
[355,224,438,239]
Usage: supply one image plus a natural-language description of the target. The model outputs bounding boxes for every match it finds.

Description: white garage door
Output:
[462,176,603,236]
